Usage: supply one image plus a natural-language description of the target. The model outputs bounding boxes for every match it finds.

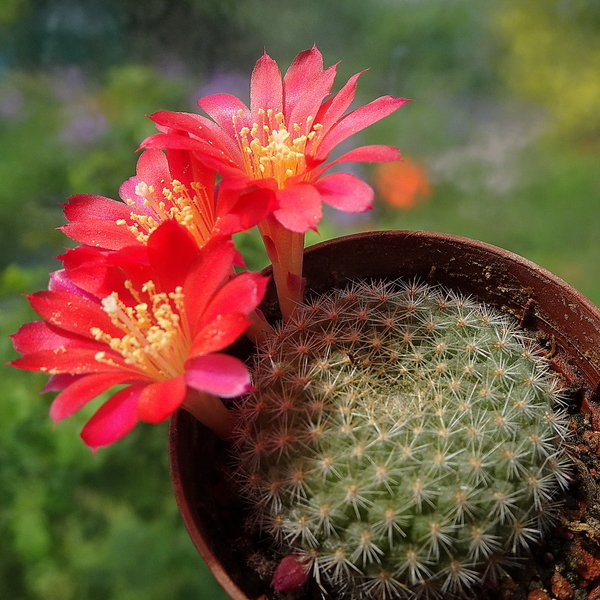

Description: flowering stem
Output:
[182,390,236,440]
[259,215,305,321]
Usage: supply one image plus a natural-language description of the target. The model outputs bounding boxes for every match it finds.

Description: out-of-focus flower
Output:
[142,45,408,234]
[51,66,87,103]
[59,106,108,147]
[193,71,249,107]
[0,84,25,119]
[62,148,275,252]
[10,221,268,448]
[373,158,430,209]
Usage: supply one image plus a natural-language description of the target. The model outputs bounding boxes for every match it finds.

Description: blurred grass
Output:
[1,0,599,598]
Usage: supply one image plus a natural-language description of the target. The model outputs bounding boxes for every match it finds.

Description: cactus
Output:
[231,279,572,599]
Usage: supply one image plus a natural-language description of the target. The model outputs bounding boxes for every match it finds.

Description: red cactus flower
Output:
[141,46,408,318]
[61,148,275,252]
[142,45,408,234]
[10,220,268,449]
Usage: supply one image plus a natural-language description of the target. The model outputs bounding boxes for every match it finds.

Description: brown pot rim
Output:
[169,229,600,600]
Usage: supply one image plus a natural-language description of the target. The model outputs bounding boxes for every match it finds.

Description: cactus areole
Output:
[169,230,600,600]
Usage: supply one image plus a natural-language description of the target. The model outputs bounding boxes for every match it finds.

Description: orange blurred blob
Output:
[373,158,430,209]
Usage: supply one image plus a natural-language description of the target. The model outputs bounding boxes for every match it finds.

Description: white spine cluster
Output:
[232,280,572,599]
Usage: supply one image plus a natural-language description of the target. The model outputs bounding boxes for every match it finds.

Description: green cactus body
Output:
[231,280,571,599]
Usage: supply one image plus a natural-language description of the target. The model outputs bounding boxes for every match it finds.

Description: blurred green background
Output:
[1,0,599,598]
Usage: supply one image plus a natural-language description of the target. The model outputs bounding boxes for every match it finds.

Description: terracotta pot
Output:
[169,230,600,600]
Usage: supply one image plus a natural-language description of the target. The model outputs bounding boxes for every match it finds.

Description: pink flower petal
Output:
[149,110,224,145]
[107,244,151,268]
[80,385,144,450]
[214,186,278,237]
[198,93,250,139]
[316,96,410,160]
[287,64,337,136]
[134,148,171,189]
[332,144,402,164]
[50,371,133,423]
[141,132,239,176]
[118,176,145,208]
[146,220,200,292]
[185,353,251,398]
[28,290,123,340]
[314,172,374,213]
[42,373,83,393]
[283,45,324,118]
[10,348,128,374]
[63,193,132,222]
[10,321,101,354]
[200,272,268,327]
[250,51,283,120]
[60,246,128,299]
[60,221,138,251]
[183,237,238,330]
[189,312,250,357]
[61,194,137,250]
[145,110,241,166]
[313,71,363,136]
[48,269,97,299]
[166,147,217,193]
[274,184,322,233]
[137,376,187,424]
[310,145,402,182]
[146,109,242,166]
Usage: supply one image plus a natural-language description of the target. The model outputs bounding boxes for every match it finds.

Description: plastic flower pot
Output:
[169,230,600,600]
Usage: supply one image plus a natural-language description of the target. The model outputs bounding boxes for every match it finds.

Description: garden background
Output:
[1,1,599,598]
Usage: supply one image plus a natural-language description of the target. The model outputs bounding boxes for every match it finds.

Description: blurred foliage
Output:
[0,66,191,269]
[1,0,599,599]
[0,265,228,600]
[496,0,600,141]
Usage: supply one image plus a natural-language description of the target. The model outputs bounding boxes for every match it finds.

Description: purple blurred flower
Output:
[51,66,87,103]
[190,71,249,109]
[60,107,108,147]
[0,85,25,119]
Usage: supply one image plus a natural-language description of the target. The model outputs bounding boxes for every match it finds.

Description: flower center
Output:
[91,281,191,381]
[118,180,215,246]
[233,108,323,188]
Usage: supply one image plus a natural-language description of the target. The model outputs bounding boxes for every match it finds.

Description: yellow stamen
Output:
[232,110,324,188]
[121,180,215,247]
[91,282,191,381]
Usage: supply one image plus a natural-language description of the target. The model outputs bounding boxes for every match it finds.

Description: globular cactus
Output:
[231,280,572,599]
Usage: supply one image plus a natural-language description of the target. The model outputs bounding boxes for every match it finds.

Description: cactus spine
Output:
[232,280,571,599]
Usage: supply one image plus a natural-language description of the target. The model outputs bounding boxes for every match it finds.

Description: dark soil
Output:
[485,411,600,600]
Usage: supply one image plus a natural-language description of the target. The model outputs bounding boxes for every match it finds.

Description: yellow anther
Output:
[118,178,215,247]
[92,282,191,381]
[233,108,324,187]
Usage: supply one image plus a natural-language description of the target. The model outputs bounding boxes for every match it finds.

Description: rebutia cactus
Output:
[231,279,572,599]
